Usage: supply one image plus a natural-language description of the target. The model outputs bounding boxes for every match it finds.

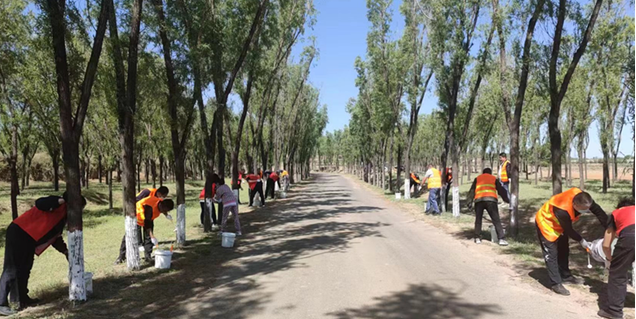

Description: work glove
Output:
[579,239,591,251]
[165,214,173,221]
[151,237,159,247]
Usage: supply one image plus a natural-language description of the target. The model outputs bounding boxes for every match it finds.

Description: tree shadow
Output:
[327,283,502,319]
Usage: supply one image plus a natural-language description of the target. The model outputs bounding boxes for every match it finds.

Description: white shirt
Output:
[424,169,435,179]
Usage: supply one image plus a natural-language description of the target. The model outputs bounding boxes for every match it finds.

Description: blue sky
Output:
[298,0,634,159]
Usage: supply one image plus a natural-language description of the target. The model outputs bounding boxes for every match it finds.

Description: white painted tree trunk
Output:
[452,186,460,218]
[206,199,213,223]
[403,179,410,199]
[125,215,140,270]
[68,230,86,301]
[176,204,186,247]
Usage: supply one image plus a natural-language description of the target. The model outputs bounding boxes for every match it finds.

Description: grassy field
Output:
[350,175,634,308]
[0,178,254,316]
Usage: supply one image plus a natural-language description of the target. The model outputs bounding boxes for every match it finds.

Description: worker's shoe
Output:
[498,239,509,246]
[562,276,584,285]
[551,284,570,296]
[113,257,125,265]
[474,238,482,244]
[211,224,219,231]
[0,306,15,316]
[597,309,623,319]
[236,231,242,236]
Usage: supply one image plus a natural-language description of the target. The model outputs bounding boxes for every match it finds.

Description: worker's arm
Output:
[590,201,609,228]
[496,179,510,203]
[506,163,511,180]
[51,236,68,257]
[603,215,616,261]
[554,208,582,242]
[35,196,64,211]
[466,178,477,205]
[143,205,155,238]
[136,189,151,202]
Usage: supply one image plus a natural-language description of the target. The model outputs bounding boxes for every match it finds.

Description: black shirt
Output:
[553,201,608,242]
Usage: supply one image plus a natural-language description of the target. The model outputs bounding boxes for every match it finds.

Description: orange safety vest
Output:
[410,173,421,184]
[427,168,442,189]
[500,161,509,183]
[136,196,162,226]
[474,174,497,200]
[136,188,157,200]
[14,203,67,241]
[535,188,582,242]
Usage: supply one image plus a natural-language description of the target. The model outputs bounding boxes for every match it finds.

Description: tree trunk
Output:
[145,158,150,184]
[98,154,102,183]
[151,158,157,188]
[53,150,60,191]
[577,135,585,190]
[108,0,143,270]
[9,127,19,219]
[159,156,164,186]
[602,148,610,193]
[21,144,29,191]
[108,169,113,210]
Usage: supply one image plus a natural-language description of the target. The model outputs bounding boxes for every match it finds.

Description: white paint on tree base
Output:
[404,179,410,199]
[205,199,214,223]
[176,204,186,246]
[68,230,86,301]
[452,186,460,218]
[125,216,140,270]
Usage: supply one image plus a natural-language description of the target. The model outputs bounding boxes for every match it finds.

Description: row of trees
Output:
[0,0,327,301]
[318,0,634,236]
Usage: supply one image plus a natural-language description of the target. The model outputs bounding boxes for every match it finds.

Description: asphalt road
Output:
[179,173,605,319]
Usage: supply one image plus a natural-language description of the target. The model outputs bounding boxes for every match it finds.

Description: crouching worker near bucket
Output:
[598,198,635,319]
[535,188,608,296]
[0,193,85,316]
[116,197,175,264]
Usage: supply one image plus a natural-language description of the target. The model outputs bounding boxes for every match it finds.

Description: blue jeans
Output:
[427,188,441,214]
[501,182,511,207]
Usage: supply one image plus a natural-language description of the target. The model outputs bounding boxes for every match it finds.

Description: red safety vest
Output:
[199,184,217,200]
[14,203,67,242]
[612,206,635,236]
[245,174,260,190]
[269,172,279,182]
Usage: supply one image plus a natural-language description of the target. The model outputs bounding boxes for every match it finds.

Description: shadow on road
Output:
[21,173,387,318]
[327,283,502,319]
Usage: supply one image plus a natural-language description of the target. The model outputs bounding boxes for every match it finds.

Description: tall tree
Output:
[547,0,602,194]
[42,0,109,301]
[107,0,143,269]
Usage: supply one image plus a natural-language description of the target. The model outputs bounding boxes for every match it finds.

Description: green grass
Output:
[0,178,252,308]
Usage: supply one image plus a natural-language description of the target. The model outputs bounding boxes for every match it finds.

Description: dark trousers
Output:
[605,232,635,317]
[249,183,265,206]
[265,179,276,199]
[444,183,452,212]
[200,201,218,225]
[474,201,505,240]
[0,224,36,306]
[536,223,572,286]
[118,225,153,261]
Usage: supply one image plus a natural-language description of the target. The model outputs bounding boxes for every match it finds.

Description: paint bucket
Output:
[84,272,93,295]
[154,250,173,269]
[279,191,287,199]
[395,193,401,200]
[489,225,497,243]
[254,196,262,207]
[221,232,236,248]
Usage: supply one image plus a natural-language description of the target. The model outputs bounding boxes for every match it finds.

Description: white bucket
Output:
[84,272,93,295]
[154,250,173,269]
[395,193,401,199]
[221,232,236,248]
[279,191,287,199]
[254,196,262,207]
